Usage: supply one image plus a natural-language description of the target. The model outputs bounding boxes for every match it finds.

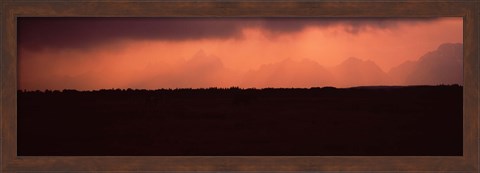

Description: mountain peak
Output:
[343,57,363,63]
[419,42,463,63]
[389,42,463,85]
[194,49,207,57]
[435,43,463,57]
[438,43,462,50]
[332,57,388,87]
[339,57,379,68]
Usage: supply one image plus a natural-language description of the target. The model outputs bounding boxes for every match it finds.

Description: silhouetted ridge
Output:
[389,43,463,85]
[332,57,389,87]
[241,58,333,88]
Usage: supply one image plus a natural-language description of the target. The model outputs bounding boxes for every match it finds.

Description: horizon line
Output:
[17,84,463,92]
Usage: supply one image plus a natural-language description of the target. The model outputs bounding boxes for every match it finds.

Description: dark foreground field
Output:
[18,85,462,156]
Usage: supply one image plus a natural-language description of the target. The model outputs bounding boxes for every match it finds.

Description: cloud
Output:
[255,17,438,34]
[18,17,441,51]
[18,18,245,51]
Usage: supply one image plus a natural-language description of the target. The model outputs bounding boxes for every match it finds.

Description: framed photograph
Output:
[1,0,479,172]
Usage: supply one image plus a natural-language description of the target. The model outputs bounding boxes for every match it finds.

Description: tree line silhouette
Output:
[18,85,462,156]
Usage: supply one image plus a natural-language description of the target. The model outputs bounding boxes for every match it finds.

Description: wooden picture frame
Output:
[1,0,478,172]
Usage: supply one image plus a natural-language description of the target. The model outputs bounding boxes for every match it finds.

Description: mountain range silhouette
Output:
[21,42,463,90]
[389,43,462,85]
[240,43,462,88]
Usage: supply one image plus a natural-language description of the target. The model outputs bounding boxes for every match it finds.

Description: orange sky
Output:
[18,17,463,90]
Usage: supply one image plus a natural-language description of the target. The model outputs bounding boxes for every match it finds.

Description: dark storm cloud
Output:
[18,17,245,51]
[18,17,439,51]
[256,17,438,34]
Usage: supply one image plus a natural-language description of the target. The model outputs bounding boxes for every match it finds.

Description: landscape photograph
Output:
[17,17,463,156]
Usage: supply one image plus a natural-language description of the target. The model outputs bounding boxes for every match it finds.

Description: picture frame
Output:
[1,0,478,172]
